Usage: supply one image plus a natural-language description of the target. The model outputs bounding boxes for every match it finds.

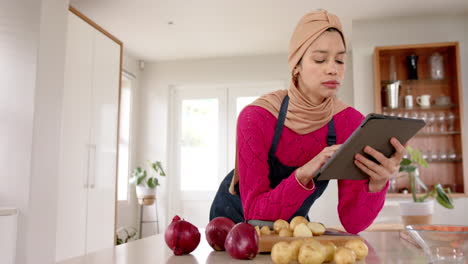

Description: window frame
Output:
[117,70,135,202]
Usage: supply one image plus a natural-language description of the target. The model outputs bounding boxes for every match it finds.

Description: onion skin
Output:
[225,222,259,260]
[164,215,201,255]
[205,217,235,251]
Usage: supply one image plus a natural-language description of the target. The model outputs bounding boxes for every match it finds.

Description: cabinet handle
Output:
[84,145,90,188]
[89,144,97,189]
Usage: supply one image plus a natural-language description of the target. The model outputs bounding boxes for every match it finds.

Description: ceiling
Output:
[70,0,468,61]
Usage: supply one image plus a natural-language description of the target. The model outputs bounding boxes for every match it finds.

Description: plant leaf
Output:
[131,167,142,178]
[435,184,454,209]
[136,175,145,185]
[151,161,166,176]
[407,146,428,168]
[401,158,412,166]
[157,161,166,176]
[150,162,157,172]
[147,178,158,188]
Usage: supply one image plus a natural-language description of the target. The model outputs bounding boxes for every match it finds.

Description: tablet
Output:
[315,114,425,181]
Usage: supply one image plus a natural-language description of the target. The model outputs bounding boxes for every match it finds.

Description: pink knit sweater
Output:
[237,106,388,234]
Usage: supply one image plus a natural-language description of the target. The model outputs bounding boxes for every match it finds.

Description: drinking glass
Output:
[426,150,433,162]
[448,150,458,161]
[437,112,446,133]
[419,112,428,133]
[431,150,439,161]
[439,149,448,161]
[447,112,456,132]
[422,150,429,161]
[427,112,436,134]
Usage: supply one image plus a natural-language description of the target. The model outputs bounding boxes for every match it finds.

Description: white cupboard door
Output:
[85,28,120,254]
[55,12,94,262]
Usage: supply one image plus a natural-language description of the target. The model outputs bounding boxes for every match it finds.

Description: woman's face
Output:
[295,30,346,104]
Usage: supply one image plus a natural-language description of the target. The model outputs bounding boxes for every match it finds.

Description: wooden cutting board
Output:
[258,229,363,253]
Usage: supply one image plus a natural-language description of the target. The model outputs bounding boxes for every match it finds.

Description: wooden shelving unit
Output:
[373,42,467,197]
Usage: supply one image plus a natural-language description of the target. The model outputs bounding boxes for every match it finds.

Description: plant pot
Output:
[399,200,434,226]
[136,185,157,205]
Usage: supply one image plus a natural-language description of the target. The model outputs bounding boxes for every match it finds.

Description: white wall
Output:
[352,15,468,225]
[138,54,287,233]
[0,0,68,263]
[136,53,355,232]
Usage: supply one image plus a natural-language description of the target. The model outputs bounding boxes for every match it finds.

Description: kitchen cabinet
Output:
[55,7,122,262]
[373,42,467,197]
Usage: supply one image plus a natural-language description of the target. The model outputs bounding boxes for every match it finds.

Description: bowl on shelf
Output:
[405,224,468,263]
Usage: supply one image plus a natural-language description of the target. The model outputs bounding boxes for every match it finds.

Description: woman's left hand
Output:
[354,137,405,192]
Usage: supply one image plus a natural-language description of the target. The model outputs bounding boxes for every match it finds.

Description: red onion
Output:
[225,222,259,259]
[164,215,200,255]
[205,217,235,251]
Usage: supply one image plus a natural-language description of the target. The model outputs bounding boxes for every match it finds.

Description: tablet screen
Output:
[315,114,425,181]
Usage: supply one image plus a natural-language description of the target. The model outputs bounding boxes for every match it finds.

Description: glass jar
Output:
[430,52,444,80]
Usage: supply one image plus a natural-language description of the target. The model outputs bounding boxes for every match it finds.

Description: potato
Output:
[302,238,322,248]
[334,247,357,264]
[255,225,261,237]
[293,223,313,237]
[290,216,308,231]
[344,239,368,260]
[289,239,305,261]
[320,241,337,262]
[271,241,293,264]
[278,228,293,237]
[260,225,272,235]
[273,219,290,233]
[298,243,326,264]
[303,239,326,257]
[307,222,326,236]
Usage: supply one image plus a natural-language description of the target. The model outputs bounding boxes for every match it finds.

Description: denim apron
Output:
[209,95,335,223]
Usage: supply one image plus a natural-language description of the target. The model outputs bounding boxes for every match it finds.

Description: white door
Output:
[85,27,120,253]
[170,83,282,228]
[170,87,227,228]
[56,12,94,261]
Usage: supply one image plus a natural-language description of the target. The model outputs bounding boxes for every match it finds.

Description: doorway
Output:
[169,82,283,227]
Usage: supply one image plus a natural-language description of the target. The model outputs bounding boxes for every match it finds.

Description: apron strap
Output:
[269,95,289,156]
[327,119,336,146]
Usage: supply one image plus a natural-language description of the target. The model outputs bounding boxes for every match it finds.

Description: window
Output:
[117,73,134,201]
[180,98,220,191]
[170,82,283,204]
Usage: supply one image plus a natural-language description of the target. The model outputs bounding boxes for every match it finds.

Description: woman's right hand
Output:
[296,144,342,185]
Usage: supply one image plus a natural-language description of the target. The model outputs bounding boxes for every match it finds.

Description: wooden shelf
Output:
[416,131,461,136]
[424,159,463,164]
[374,42,466,197]
[381,78,452,85]
[383,104,458,111]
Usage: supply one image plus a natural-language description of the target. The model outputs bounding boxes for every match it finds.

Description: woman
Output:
[210,10,405,234]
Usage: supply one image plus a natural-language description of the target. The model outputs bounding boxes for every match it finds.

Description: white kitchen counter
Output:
[57,229,430,264]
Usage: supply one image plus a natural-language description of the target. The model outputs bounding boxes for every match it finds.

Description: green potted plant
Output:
[129,161,166,205]
[116,226,138,245]
[398,146,454,225]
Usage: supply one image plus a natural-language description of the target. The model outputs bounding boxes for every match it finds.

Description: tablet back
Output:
[315,114,425,181]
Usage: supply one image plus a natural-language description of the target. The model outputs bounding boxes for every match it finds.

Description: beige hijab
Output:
[229,10,348,194]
